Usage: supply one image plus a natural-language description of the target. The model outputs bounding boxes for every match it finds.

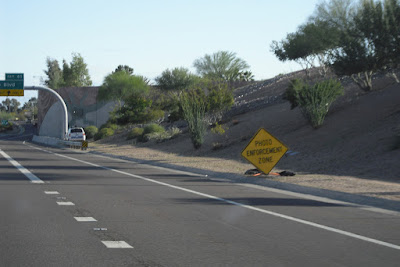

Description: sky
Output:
[0,0,321,105]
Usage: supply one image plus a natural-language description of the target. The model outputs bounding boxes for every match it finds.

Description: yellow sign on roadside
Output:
[81,141,88,150]
[241,128,288,174]
[0,89,24,96]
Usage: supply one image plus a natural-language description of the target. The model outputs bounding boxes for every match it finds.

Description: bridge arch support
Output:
[24,86,68,139]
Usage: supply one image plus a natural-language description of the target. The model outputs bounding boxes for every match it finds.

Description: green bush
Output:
[143,123,165,135]
[143,126,182,142]
[206,83,234,122]
[145,109,165,123]
[155,67,199,91]
[283,79,304,109]
[284,79,344,128]
[127,127,144,140]
[106,123,118,131]
[84,125,98,139]
[94,127,114,141]
[298,79,344,128]
[0,111,14,121]
[160,92,183,122]
[100,122,118,131]
[113,94,152,124]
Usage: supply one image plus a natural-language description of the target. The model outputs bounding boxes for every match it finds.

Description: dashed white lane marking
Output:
[74,217,97,222]
[26,144,400,251]
[44,191,60,195]
[56,201,75,206]
[0,149,44,184]
[101,241,133,249]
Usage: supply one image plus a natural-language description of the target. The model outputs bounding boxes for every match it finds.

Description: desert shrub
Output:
[143,123,165,135]
[298,79,344,128]
[127,127,144,140]
[114,94,152,124]
[283,79,304,109]
[144,132,165,142]
[206,83,234,123]
[150,91,183,122]
[107,123,118,131]
[144,126,182,142]
[155,67,199,91]
[0,111,14,121]
[94,127,114,141]
[180,89,207,149]
[162,92,183,121]
[145,109,165,123]
[168,126,182,138]
[133,124,166,143]
[285,79,344,128]
[211,122,227,135]
[84,125,98,139]
[99,122,118,131]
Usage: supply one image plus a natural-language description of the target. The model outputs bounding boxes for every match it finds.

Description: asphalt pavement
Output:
[1,124,399,266]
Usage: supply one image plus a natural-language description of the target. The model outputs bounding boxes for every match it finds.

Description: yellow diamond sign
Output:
[241,128,288,174]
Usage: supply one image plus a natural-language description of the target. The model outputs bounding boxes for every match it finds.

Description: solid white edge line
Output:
[239,184,400,217]
[25,144,400,251]
[90,152,208,177]
[0,149,44,184]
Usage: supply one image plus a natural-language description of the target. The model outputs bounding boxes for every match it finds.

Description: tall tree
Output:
[271,0,354,77]
[330,0,400,90]
[1,98,11,112]
[271,0,400,91]
[98,71,149,108]
[44,53,93,88]
[311,0,357,30]
[113,65,134,75]
[10,99,20,113]
[22,97,38,120]
[193,51,250,82]
[62,53,92,87]
[155,67,199,91]
[44,58,64,89]
[271,20,341,77]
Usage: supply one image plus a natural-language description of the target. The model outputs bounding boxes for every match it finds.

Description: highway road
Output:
[1,123,400,266]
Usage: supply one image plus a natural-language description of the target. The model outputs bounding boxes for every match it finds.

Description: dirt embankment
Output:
[90,69,400,201]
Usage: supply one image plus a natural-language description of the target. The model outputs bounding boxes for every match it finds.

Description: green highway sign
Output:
[0,80,24,89]
[0,73,24,96]
[6,73,24,81]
